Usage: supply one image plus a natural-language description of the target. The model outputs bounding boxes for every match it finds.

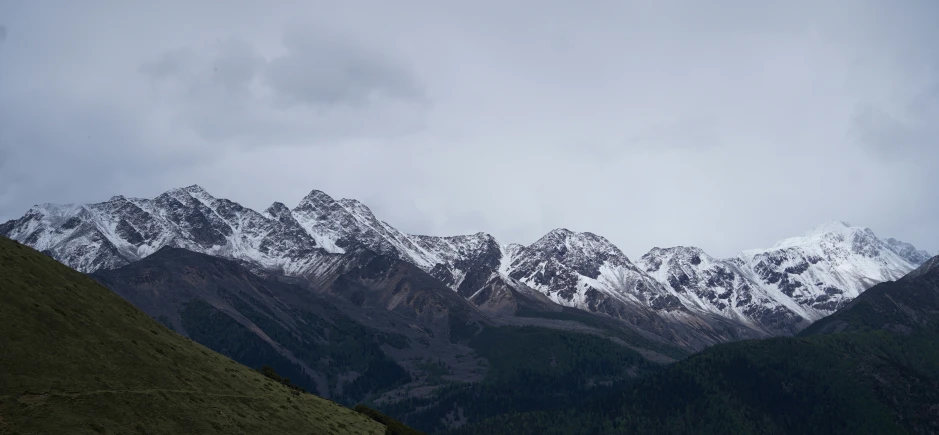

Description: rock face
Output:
[2,187,929,342]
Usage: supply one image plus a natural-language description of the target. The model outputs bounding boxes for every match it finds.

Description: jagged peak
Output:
[161,184,209,196]
[643,246,706,259]
[535,228,596,243]
[885,237,933,265]
[534,228,610,245]
[529,228,625,259]
[467,231,501,245]
[183,184,209,194]
[445,231,497,242]
[157,186,194,201]
[885,237,931,256]
[768,220,876,251]
[294,189,343,213]
[265,201,291,215]
[544,227,575,236]
[299,189,335,202]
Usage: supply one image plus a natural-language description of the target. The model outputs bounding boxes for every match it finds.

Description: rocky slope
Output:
[2,187,929,341]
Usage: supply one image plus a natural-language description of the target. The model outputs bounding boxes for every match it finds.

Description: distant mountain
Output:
[735,220,920,315]
[455,255,939,435]
[0,236,396,435]
[638,220,929,334]
[2,186,929,344]
[885,237,934,265]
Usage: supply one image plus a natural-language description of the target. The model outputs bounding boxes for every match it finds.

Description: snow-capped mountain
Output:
[1,187,929,340]
[637,221,930,334]
[504,229,678,314]
[884,237,933,265]
[0,186,331,275]
[735,221,922,317]
[638,246,808,334]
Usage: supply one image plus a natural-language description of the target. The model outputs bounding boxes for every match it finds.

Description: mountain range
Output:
[3,185,936,434]
[1,185,929,345]
[454,248,939,435]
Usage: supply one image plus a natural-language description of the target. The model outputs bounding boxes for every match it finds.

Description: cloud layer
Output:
[1,0,936,258]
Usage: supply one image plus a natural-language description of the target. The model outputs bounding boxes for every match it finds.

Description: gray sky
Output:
[1,0,936,259]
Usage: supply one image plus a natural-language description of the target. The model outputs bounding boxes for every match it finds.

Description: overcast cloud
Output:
[0,0,936,258]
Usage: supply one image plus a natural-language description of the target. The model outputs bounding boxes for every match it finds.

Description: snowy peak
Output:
[298,189,336,207]
[733,221,925,323]
[771,220,870,250]
[290,189,441,265]
[531,228,622,253]
[641,246,707,269]
[264,202,292,220]
[159,184,217,207]
[886,238,933,265]
[1,186,332,275]
[525,229,630,274]
[408,232,504,291]
[637,221,931,334]
[500,227,677,316]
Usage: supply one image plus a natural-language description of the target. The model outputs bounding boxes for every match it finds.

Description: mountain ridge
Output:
[1,185,929,342]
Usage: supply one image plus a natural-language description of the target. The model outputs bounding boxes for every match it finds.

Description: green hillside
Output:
[0,237,388,435]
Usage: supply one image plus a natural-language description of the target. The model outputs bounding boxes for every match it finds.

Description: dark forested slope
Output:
[453,256,939,435]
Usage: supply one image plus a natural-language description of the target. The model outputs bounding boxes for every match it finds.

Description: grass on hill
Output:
[0,237,388,435]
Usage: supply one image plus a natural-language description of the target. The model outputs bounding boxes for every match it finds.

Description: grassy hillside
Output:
[0,237,388,435]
